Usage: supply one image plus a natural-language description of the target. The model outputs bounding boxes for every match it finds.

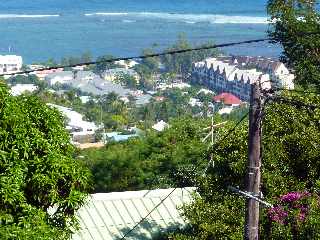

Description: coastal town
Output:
[0,52,294,148]
[2,1,320,238]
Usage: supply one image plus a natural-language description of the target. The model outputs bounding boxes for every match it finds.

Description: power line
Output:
[202,111,250,175]
[118,94,317,239]
[210,111,249,151]
[120,187,177,240]
[5,30,320,77]
[2,30,320,78]
[121,112,250,239]
[271,96,319,110]
[0,38,272,77]
[273,88,320,95]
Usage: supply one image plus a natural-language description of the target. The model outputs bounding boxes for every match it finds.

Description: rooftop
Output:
[213,92,242,105]
[73,187,195,240]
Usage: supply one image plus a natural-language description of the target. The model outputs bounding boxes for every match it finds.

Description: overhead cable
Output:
[0,38,272,77]
[120,188,177,239]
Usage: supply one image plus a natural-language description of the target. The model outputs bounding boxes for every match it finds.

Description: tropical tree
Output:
[115,73,138,89]
[93,55,121,76]
[268,0,320,90]
[78,117,213,193]
[169,92,320,239]
[0,83,91,239]
[141,47,160,74]
[162,34,219,79]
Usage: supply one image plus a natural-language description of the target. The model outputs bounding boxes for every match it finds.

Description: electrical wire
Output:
[273,88,320,95]
[120,111,250,239]
[120,188,177,240]
[202,111,250,175]
[6,32,317,239]
[271,96,319,110]
[0,38,272,77]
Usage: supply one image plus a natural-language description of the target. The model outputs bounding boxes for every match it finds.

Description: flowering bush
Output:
[263,191,320,239]
[268,191,311,225]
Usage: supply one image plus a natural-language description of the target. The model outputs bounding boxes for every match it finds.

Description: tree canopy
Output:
[268,0,320,90]
[168,91,320,240]
[0,83,91,239]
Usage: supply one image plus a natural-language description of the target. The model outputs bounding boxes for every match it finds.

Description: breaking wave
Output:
[85,12,128,16]
[0,14,60,19]
[84,12,269,24]
[122,19,136,23]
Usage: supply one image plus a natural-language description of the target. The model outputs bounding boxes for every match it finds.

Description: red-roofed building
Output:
[213,93,241,106]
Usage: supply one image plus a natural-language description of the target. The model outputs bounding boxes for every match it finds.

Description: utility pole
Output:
[244,82,263,240]
[201,118,227,176]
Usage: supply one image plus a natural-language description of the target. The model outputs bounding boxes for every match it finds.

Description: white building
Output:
[192,57,272,101]
[115,60,139,69]
[230,55,295,90]
[152,120,169,132]
[46,71,74,86]
[10,84,38,96]
[189,98,203,107]
[156,82,191,91]
[47,104,97,143]
[0,55,23,75]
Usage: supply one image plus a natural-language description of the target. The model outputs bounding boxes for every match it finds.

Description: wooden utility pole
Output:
[244,83,263,240]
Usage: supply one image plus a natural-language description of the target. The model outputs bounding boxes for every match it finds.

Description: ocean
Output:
[0,0,280,63]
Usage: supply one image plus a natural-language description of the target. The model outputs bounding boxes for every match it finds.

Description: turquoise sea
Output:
[0,0,279,63]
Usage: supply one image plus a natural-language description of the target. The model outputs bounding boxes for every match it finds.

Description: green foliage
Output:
[7,74,48,91]
[134,63,156,90]
[162,34,219,77]
[115,73,138,89]
[130,87,215,126]
[0,84,91,239]
[171,92,320,239]
[44,58,58,67]
[60,51,92,70]
[141,47,160,73]
[36,89,129,131]
[261,192,320,240]
[94,55,121,76]
[268,0,320,90]
[78,117,211,192]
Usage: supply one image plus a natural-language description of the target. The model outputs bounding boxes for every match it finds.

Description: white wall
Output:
[0,55,23,74]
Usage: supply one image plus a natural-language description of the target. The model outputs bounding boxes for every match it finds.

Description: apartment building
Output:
[192,56,294,101]
[0,55,23,75]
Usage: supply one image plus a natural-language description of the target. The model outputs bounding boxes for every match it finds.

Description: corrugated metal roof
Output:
[73,188,195,240]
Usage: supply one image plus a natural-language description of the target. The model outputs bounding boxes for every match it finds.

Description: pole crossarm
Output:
[228,186,273,208]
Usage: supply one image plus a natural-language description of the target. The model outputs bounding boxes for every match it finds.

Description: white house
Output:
[47,104,98,143]
[115,60,139,69]
[189,98,203,107]
[198,88,214,95]
[45,71,74,86]
[0,55,23,74]
[152,120,169,132]
[10,84,38,96]
[156,82,191,91]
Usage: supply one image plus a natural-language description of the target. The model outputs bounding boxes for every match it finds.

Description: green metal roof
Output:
[73,188,195,240]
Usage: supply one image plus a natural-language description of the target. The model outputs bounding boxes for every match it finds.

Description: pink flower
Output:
[268,206,288,224]
[280,192,304,203]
